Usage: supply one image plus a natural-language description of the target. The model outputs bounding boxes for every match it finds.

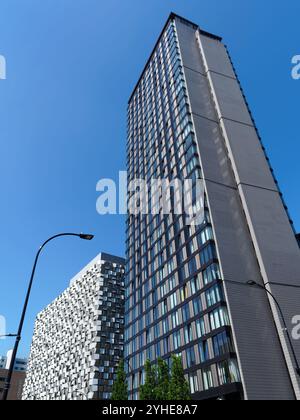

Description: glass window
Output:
[213,331,233,357]
[193,297,202,315]
[202,367,213,390]
[210,307,230,331]
[184,323,193,343]
[203,263,221,286]
[182,303,190,322]
[162,318,169,335]
[173,330,181,350]
[188,257,197,276]
[198,340,209,363]
[190,276,200,295]
[195,317,206,338]
[163,336,170,355]
[218,360,241,386]
[189,373,199,394]
[180,285,188,302]
[171,311,180,328]
[205,284,223,308]
[186,346,196,368]
[162,299,168,315]
[200,244,216,266]
[170,292,178,309]
[197,226,214,247]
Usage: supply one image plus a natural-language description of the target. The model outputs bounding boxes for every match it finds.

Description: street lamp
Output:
[246,280,300,377]
[1,232,94,401]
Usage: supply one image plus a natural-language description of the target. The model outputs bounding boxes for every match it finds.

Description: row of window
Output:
[124,306,231,365]
[128,358,240,399]
[189,359,241,394]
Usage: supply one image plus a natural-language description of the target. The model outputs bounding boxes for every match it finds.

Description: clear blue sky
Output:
[0,0,299,358]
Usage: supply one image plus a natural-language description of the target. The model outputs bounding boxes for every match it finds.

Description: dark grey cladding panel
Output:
[199,35,236,79]
[221,119,278,190]
[223,282,295,400]
[209,72,254,126]
[192,114,236,188]
[271,283,300,368]
[205,181,262,283]
[239,185,300,285]
[205,182,295,399]
[184,68,218,122]
[174,17,206,75]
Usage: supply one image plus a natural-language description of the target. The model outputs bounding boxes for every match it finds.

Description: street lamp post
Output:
[246,280,300,377]
[1,232,94,401]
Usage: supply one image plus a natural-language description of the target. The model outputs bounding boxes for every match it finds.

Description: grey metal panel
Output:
[198,35,236,79]
[271,283,300,386]
[177,17,298,399]
[241,186,300,284]
[174,17,206,75]
[204,181,263,284]
[223,282,295,400]
[238,183,300,390]
[221,119,277,190]
[239,185,300,285]
[192,114,236,188]
[209,72,254,126]
[196,29,300,398]
[205,179,295,400]
[184,68,218,122]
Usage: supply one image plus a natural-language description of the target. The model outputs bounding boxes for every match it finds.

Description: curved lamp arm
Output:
[2,232,94,401]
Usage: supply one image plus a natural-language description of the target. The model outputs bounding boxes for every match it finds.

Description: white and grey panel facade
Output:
[22,253,125,400]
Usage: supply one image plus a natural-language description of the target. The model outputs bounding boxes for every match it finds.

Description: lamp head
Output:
[79,233,94,241]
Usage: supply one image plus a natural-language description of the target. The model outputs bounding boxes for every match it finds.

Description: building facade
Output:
[0,369,26,400]
[0,356,6,369]
[125,13,300,400]
[22,253,125,400]
[0,350,28,372]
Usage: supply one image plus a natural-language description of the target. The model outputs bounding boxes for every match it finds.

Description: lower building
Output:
[22,253,125,400]
[0,369,26,400]
[0,350,27,372]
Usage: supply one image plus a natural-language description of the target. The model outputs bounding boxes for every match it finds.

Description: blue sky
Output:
[0,0,299,358]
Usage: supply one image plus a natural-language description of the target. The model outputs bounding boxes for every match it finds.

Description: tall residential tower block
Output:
[125,13,300,400]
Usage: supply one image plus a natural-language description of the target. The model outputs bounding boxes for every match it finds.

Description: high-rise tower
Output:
[125,13,300,400]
